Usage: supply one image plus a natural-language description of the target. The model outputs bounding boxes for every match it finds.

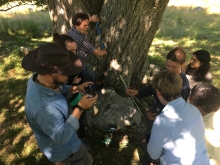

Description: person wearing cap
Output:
[147,70,209,165]
[22,43,97,165]
[67,13,107,87]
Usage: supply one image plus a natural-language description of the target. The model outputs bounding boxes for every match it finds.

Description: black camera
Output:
[84,84,96,98]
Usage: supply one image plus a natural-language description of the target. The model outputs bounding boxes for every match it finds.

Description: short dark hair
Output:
[166,47,186,65]
[72,13,89,27]
[190,83,220,113]
[53,33,75,47]
[152,70,182,102]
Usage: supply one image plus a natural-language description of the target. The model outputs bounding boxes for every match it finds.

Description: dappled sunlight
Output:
[119,18,126,29]
[120,116,131,126]
[144,16,151,32]
[105,25,121,42]
[0,3,41,15]
[119,135,129,151]
[10,99,24,108]
[12,123,31,145]
[92,105,99,115]
[110,59,122,71]
[132,149,140,163]
[31,36,53,42]
[152,38,177,46]
[21,134,39,157]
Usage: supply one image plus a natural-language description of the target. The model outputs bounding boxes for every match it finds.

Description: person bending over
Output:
[147,70,209,165]
[126,47,190,121]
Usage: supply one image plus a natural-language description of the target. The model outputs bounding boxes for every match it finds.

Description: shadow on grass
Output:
[0,77,53,165]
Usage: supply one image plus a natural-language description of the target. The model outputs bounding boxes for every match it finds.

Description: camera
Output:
[84,84,96,98]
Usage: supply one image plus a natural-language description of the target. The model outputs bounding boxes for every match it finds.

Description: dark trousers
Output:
[61,145,93,165]
[77,112,86,139]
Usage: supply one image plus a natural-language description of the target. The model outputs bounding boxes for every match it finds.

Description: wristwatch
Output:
[76,104,85,113]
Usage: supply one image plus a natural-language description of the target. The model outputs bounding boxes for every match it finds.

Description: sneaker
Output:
[80,138,92,150]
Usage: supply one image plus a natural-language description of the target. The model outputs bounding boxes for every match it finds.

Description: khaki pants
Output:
[61,145,93,165]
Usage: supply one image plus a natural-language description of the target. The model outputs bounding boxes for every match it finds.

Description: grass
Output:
[0,2,220,165]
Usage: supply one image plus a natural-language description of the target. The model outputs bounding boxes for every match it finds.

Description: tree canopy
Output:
[0,0,45,11]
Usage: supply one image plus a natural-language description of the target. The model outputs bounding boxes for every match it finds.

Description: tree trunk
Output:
[47,0,169,96]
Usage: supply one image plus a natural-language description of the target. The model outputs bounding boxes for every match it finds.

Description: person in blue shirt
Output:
[22,43,97,165]
[147,70,210,165]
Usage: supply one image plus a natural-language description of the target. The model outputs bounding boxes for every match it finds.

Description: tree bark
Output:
[47,0,169,96]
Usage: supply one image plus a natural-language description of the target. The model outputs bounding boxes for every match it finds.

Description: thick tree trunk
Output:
[47,0,169,96]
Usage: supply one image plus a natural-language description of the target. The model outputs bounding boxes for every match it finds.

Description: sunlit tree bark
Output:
[47,0,169,96]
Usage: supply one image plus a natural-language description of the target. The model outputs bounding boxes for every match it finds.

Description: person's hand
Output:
[72,82,94,94]
[102,49,107,55]
[78,94,98,109]
[125,89,138,96]
[146,112,158,121]
[89,15,99,22]
[72,76,81,84]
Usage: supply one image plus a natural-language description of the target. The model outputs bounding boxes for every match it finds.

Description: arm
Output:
[138,85,154,98]
[35,94,97,145]
[147,116,170,159]
[93,49,107,57]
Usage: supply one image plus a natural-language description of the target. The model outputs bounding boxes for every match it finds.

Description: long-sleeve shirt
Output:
[147,97,210,165]
[25,73,81,162]
[203,110,220,165]
[138,72,190,114]
[68,28,95,70]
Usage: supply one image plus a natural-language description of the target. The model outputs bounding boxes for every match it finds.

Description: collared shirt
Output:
[147,97,210,165]
[138,72,190,113]
[25,73,81,162]
[203,110,220,165]
[68,28,95,70]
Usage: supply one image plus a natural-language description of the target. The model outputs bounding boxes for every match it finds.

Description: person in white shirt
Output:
[189,83,220,165]
[147,70,210,165]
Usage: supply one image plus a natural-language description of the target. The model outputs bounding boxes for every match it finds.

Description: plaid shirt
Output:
[68,28,95,70]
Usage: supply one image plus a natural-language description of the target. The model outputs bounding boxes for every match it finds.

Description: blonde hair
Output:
[152,70,182,102]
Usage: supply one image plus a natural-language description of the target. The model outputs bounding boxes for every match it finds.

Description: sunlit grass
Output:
[0,1,220,165]
[0,5,51,38]
[149,5,220,88]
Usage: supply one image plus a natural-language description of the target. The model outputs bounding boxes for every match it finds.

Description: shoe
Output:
[80,138,92,150]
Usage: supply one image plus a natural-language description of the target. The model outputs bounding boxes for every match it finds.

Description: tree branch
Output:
[0,2,35,12]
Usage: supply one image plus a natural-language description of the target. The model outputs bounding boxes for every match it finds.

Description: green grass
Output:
[0,4,220,165]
